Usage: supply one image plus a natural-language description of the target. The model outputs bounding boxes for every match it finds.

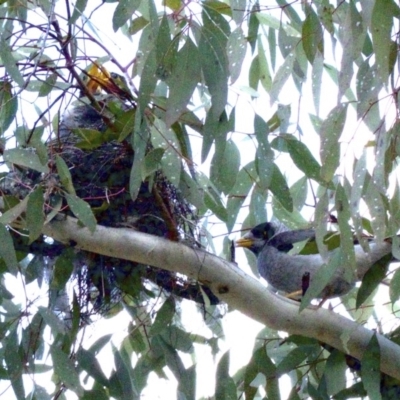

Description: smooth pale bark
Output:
[43,216,400,381]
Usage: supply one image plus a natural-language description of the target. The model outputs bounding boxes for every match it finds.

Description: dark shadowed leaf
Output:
[389,268,400,304]
[323,350,346,396]
[270,164,293,212]
[51,345,83,396]
[51,248,75,290]
[361,334,381,400]
[356,254,391,309]
[76,348,109,387]
[216,351,237,400]
[0,80,18,134]
[302,8,323,63]
[0,224,18,275]
[150,297,175,336]
[26,185,44,243]
[54,153,76,194]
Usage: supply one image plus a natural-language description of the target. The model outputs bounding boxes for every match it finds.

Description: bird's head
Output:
[82,64,132,100]
[235,222,277,255]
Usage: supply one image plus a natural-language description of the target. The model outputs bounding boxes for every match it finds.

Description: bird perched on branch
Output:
[235,222,393,299]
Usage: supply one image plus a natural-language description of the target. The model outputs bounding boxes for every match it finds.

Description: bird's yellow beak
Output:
[235,237,254,248]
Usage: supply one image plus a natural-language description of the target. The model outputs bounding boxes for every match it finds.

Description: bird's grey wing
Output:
[257,246,323,294]
[268,229,316,252]
[258,245,356,298]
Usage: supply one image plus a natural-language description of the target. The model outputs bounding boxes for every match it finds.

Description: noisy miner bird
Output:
[57,64,132,143]
[235,222,393,299]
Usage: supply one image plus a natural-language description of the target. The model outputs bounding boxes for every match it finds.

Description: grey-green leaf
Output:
[65,193,97,233]
[26,185,44,243]
[4,148,49,173]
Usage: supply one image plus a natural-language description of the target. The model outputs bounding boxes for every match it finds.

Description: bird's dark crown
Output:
[250,222,276,240]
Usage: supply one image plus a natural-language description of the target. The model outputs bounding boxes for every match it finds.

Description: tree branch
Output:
[43,216,400,381]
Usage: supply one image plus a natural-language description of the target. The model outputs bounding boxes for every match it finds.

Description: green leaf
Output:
[361,334,381,400]
[112,0,141,31]
[356,254,391,309]
[244,345,279,400]
[275,346,308,376]
[155,13,175,81]
[256,12,300,37]
[138,47,158,112]
[215,351,237,400]
[356,60,381,132]
[38,307,66,335]
[26,185,44,243]
[210,139,240,194]
[311,51,323,114]
[69,0,88,24]
[270,164,293,212]
[161,325,194,354]
[371,0,394,84]
[141,148,164,179]
[0,224,18,275]
[150,118,181,186]
[38,72,58,97]
[72,128,105,150]
[56,154,76,195]
[270,53,294,103]
[178,365,196,400]
[0,80,18,134]
[5,328,25,399]
[319,103,348,182]
[0,38,24,87]
[364,180,387,242]
[150,297,175,336]
[248,3,259,53]
[129,16,149,35]
[227,27,247,84]
[281,134,322,183]
[130,118,147,200]
[390,268,400,304]
[323,350,346,396]
[335,183,356,282]
[249,55,260,91]
[110,343,138,398]
[65,193,97,233]
[300,250,342,311]
[0,196,29,227]
[165,38,200,127]
[4,148,49,173]
[51,345,83,396]
[76,348,109,387]
[257,38,272,92]
[51,248,75,290]
[302,8,323,64]
[226,162,256,231]
[199,7,229,122]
